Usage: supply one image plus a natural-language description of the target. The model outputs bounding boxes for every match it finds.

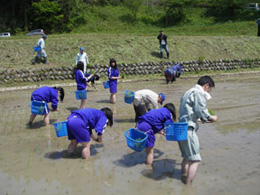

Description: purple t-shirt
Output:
[31,86,59,110]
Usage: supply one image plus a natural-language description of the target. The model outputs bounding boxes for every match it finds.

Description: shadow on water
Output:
[114,118,135,123]
[44,144,104,160]
[26,119,57,129]
[96,100,111,104]
[141,158,181,181]
[66,107,79,113]
[113,148,164,168]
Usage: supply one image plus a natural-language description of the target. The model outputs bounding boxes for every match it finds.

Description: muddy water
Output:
[0,75,259,195]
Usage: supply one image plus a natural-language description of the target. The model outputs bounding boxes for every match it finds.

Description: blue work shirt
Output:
[75,69,87,90]
[166,64,183,76]
[71,108,108,135]
[138,107,173,134]
[107,67,119,81]
[31,86,59,110]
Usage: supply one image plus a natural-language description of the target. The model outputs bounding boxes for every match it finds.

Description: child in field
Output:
[66,107,113,159]
[136,103,176,165]
[164,64,183,84]
[28,86,65,126]
[133,89,166,122]
[75,61,95,109]
[107,58,121,103]
[178,75,218,185]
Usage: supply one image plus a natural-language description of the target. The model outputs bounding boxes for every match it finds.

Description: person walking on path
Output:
[76,47,89,74]
[157,30,169,59]
[32,34,48,64]
[136,103,176,165]
[256,18,260,36]
[28,86,65,126]
[178,75,218,185]
[133,89,166,122]
[107,58,121,104]
[66,107,113,159]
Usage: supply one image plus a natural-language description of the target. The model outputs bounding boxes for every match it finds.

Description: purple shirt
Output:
[75,69,87,90]
[71,108,108,134]
[138,108,173,133]
[31,86,59,110]
[107,67,119,81]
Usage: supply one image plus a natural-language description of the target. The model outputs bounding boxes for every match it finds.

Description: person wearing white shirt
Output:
[76,47,89,74]
[32,34,48,64]
[133,89,166,122]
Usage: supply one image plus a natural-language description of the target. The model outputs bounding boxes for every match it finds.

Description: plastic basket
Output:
[53,121,68,137]
[75,90,87,100]
[124,90,135,104]
[124,128,148,152]
[103,81,110,89]
[31,101,47,115]
[164,122,188,141]
[33,46,41,52]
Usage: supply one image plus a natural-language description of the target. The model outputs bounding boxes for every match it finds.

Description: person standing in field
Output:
[157,30,169,59]
[178,75,218,185]
[76,47,89,74]
[256,18,260,37]
[32,34,48,64]
[107,58,121,104]
[133,89,166,122]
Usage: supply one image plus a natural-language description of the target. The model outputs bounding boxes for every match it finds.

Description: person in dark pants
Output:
[256,18,260,37]
[157,30,169,59]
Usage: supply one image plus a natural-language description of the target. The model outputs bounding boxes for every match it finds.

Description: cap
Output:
[80,47,84,51]
[159,93,166,104]
[42,34,47,39]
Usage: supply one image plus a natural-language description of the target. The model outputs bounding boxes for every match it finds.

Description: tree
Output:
[29,0,64,33]
[124,0,143,22]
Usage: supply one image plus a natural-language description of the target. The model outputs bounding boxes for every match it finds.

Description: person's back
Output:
[134,89,158,107]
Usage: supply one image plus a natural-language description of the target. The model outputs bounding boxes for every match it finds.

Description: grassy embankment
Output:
[0,6,259,88]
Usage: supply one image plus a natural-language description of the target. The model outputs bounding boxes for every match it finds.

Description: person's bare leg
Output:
[29,113,37,125]
[181,158,189,184]
[81,141,91,159]
[80,99,87,109]
[145,147,154,165]
[110,93,116,104]
[186,161,200,185]
[43,114,50,126]
[67,139,78,155]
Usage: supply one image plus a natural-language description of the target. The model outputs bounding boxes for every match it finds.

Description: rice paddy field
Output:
[0,74,259,195]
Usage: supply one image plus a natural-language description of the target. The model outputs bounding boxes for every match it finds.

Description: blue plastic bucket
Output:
[124,128,148,152]
[33,46,41,52]
[75,90,87,100]
[103,81,110,89]
[124,90,135,104]
[53,121,68,137]
[164,122,188,141]
[31,101,47,115]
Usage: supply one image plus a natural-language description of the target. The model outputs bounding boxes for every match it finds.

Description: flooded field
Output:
[0,74,260,195]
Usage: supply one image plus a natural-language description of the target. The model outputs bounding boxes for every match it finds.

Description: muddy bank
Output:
[0,74,259,195]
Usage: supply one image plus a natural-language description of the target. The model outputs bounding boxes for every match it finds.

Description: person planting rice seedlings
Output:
[75,61,96,109]
[133,89,166,122]
[28,86,65,126]
[66,107,113,159]
[107,58,121,104]
[136,103,176,165]
[164,64,183,84]
[178,75,218,185]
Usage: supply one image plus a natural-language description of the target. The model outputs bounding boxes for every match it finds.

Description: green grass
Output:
[1,33,259,71]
